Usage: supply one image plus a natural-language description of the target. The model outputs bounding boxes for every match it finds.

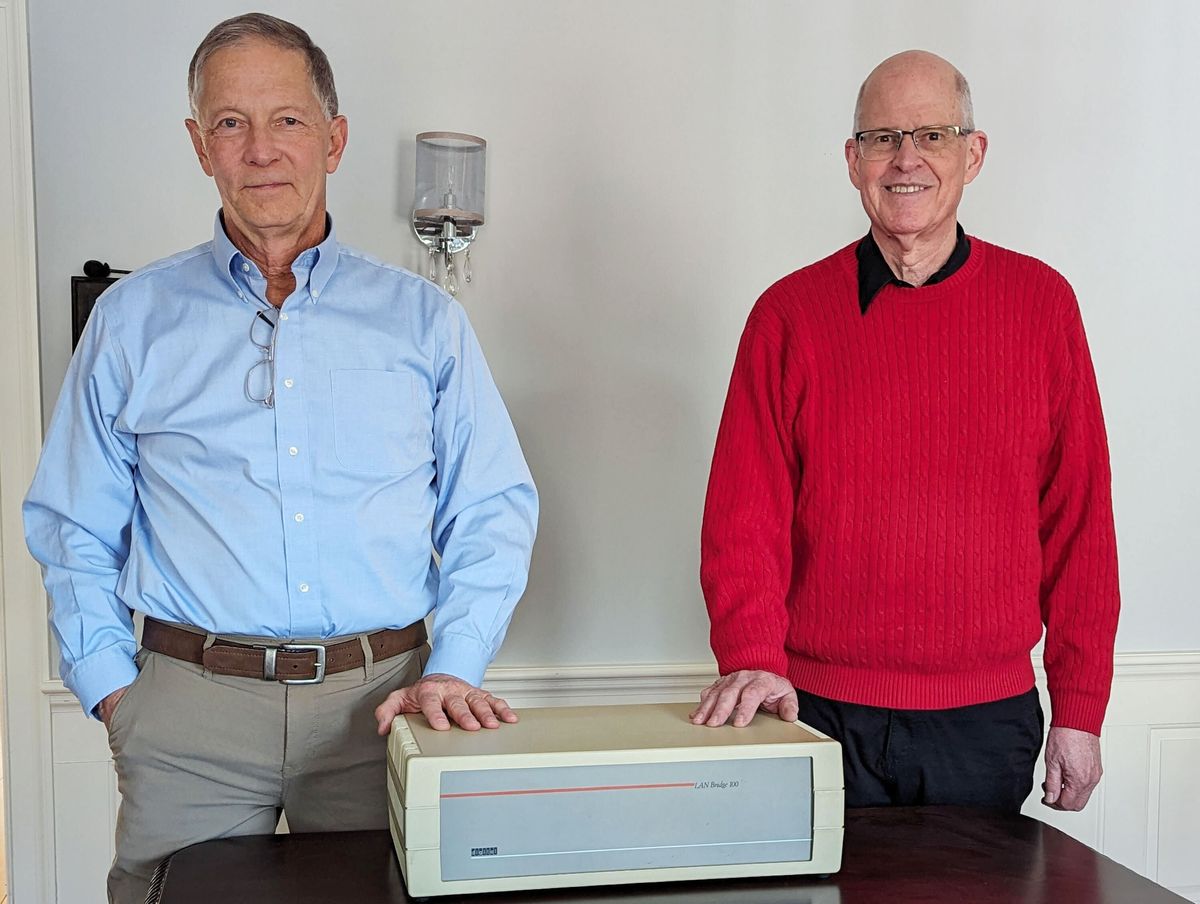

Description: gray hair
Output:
[188,13,338,120]
[852,63,974,134]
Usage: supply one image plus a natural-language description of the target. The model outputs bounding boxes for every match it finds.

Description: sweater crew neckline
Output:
[838,235,988,307]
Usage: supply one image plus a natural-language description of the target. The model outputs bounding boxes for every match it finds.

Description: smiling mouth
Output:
[886,185,929,194]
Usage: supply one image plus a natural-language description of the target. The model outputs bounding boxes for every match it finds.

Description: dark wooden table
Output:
[154,806,1187,903]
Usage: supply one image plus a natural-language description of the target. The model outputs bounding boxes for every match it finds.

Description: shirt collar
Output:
[210,211,340,304]
[855,222,970,315]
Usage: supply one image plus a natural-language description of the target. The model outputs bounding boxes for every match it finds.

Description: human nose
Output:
[892,131,923,169]
[243,122,281,166]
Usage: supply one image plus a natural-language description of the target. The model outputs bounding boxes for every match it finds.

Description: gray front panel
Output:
[440,757,812,880]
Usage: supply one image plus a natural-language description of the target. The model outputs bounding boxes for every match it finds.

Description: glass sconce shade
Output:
[413,132,486,230]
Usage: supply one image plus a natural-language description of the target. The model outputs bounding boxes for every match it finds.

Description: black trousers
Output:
[796,688,1044,812]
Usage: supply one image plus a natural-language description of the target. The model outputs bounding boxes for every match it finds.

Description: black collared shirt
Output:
[855,223,971,314]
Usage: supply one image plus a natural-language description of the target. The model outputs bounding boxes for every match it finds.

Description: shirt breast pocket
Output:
[330,369,429,474]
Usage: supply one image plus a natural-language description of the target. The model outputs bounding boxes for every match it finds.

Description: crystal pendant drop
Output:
[445,250,458,296]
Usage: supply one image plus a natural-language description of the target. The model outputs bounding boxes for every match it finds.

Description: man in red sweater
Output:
[692,50,1119,813]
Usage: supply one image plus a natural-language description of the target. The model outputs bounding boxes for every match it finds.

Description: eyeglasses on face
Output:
[853,125,973,161]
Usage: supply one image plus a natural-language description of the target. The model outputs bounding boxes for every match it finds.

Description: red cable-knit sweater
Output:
[700,238,1120,736]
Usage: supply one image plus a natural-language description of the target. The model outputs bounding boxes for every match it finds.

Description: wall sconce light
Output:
[412,131,486,296]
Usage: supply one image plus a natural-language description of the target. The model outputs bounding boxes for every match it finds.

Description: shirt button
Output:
[241,262,250,272]
[283,378,295,389]
[311,290,320,299]
[237,291,244,299]
[294,513,304,522]
[289,446,298,456]
[279,312,289,321]
[299,583,310,593]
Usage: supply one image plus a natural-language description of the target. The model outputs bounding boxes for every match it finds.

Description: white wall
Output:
[28,0,1200,669]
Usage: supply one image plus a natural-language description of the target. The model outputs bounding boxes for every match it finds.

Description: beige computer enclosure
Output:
[387,701,844,897]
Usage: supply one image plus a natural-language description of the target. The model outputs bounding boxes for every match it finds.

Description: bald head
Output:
[853,50,974,134]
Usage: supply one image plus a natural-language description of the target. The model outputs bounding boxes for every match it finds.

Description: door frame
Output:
[0,0,55,900]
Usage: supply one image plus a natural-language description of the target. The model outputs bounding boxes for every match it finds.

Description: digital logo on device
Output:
[471,846,498,857]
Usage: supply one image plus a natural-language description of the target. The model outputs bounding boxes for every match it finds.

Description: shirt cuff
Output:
[66,645,140,721]
[423,632,493,689]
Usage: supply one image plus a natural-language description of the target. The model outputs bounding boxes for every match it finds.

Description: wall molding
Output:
[42,649,1200,707]
[485,650,1200,698]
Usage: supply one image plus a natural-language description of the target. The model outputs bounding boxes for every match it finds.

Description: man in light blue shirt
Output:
[23,13,537,903]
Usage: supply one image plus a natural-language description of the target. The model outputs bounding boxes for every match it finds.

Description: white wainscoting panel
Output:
[1148,729,1200,897]
[43,651,1200,904]
[50,696,118,904]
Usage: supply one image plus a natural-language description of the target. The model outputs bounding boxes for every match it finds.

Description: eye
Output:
[278,116,303,128]
[221,118,239,129]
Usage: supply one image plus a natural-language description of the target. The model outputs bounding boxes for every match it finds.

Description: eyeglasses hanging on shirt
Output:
[245,308,277,408]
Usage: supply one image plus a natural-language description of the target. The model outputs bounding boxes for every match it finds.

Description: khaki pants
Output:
[105,629,426,904]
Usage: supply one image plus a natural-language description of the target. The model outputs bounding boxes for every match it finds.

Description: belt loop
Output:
[201,633,217,679]
[358,633,375,683]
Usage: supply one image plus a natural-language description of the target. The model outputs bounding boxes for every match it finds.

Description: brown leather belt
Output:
[141,617,426,684]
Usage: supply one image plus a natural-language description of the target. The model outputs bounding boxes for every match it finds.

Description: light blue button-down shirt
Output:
[24,215,538,718]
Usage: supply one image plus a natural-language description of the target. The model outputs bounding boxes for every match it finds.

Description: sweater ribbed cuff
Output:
[1047,688,1109,737]
[716,645,789,680]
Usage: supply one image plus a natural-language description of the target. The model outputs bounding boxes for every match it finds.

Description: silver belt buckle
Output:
[266,643,327,684]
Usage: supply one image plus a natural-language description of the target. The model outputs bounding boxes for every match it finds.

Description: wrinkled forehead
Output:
[195,39,320,112]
